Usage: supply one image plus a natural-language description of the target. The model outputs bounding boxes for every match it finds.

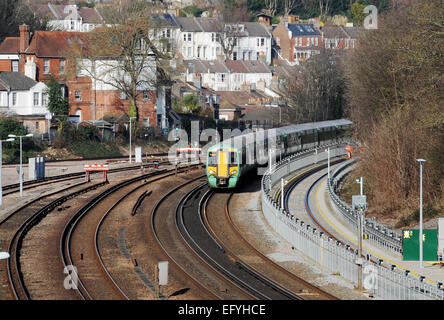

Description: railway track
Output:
[2,161,195,300]
[1,160,169,197]
[59,164,204,300]
[175,184,306,300]
[202,189,339,300]
[4,180,107,300]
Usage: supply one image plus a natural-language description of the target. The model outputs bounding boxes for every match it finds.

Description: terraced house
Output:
[177,17,272,65]
[272,21,322,64]
[0,25,159,127]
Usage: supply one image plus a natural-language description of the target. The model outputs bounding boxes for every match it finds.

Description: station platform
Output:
[283,165,444,287]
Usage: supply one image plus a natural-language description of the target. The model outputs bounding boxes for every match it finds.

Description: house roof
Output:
[79,7,103,24]
[151,13,181,28]
[288,24,320,37]
[0,72,37,90]
[26,31,89,57]
[342,26,363,39]
[197,17,223,32]
[216,90,269,108]
[184,60,229,74]
[321,25,363,39]
[0,37,20,53]
[177,17,203,32]
[241,106,281,121]
[225,60,271,74]
[321,25,348,39]
[243,22,271,37]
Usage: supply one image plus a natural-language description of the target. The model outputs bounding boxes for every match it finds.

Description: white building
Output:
[177,17,272,65]
[0,71,50,133]
[183,59,272,92]
[33,3,104,32]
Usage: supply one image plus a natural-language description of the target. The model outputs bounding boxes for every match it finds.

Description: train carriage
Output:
[206,119,353,189]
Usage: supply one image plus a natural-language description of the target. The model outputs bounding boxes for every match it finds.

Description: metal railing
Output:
[327,160,404,254]
[261,144,444,300]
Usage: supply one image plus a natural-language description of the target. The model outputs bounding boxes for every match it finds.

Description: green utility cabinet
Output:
[402,229,438,261]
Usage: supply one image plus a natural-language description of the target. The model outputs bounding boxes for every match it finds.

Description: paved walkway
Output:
[283,166,444,287]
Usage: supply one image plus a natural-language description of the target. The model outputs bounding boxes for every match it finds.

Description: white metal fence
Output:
[261,144,444,300]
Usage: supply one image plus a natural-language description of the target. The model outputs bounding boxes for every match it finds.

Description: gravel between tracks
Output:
[230,177,370,300]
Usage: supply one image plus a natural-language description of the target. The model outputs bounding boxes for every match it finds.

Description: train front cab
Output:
[207,148,239,188]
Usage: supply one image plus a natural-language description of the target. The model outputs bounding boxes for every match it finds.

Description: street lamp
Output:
[8,133,33,197]
[0,138,15,206]
[416,158,426,268]
[128,117,136,164]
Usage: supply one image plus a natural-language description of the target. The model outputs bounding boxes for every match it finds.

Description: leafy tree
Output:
[46,76,69,116]
[183,94,200,114]
[350,2,367,26]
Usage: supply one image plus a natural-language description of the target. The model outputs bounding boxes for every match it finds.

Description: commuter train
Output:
[206,119,353,188]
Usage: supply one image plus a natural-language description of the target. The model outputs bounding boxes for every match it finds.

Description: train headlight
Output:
[209,169,216,175]
[230,170,237,175]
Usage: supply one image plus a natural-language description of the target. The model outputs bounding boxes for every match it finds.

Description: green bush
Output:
[70,140,121,158]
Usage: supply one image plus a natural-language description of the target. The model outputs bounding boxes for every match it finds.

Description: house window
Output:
[43,60,50,74]
[188,33,192,41]
[261,38,265,46]
[59,60,65,74]
[75,90,81,101]
[42,93,48,106]
[166,29,171,38]
[35,122,39,129]
[233,51,237,60]
[143,91,149,100]
[120,92,127,100]
[33,92,39,106]
[12,92,17,105]
[276,37,280,46]
[70,19,75,30]
[218,74,226,82]
[183,33,187,41]
[12,60,19,72]
[212,33,215,42]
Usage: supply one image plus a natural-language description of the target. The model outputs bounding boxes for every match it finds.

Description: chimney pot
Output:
[19,24,30,52]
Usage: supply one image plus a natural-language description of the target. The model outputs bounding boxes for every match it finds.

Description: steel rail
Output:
[93,169,193,300]
[63,163,203,300]
[6,181,107,300]
[176,184,263,299]
[221,192,339,300]
[150,174,222,300]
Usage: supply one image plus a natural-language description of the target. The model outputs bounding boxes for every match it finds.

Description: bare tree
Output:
[216,23,244,60]
[264,0,278,17]
[68,0,172,120]
[284,0,300,17]
[280,50,344,123]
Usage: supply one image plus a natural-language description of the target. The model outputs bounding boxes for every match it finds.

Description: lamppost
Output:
[8,133,33,197]
[128,117,136,164]
[0,138,15,206]
[416,158,426,268]
[354,176,366,291]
